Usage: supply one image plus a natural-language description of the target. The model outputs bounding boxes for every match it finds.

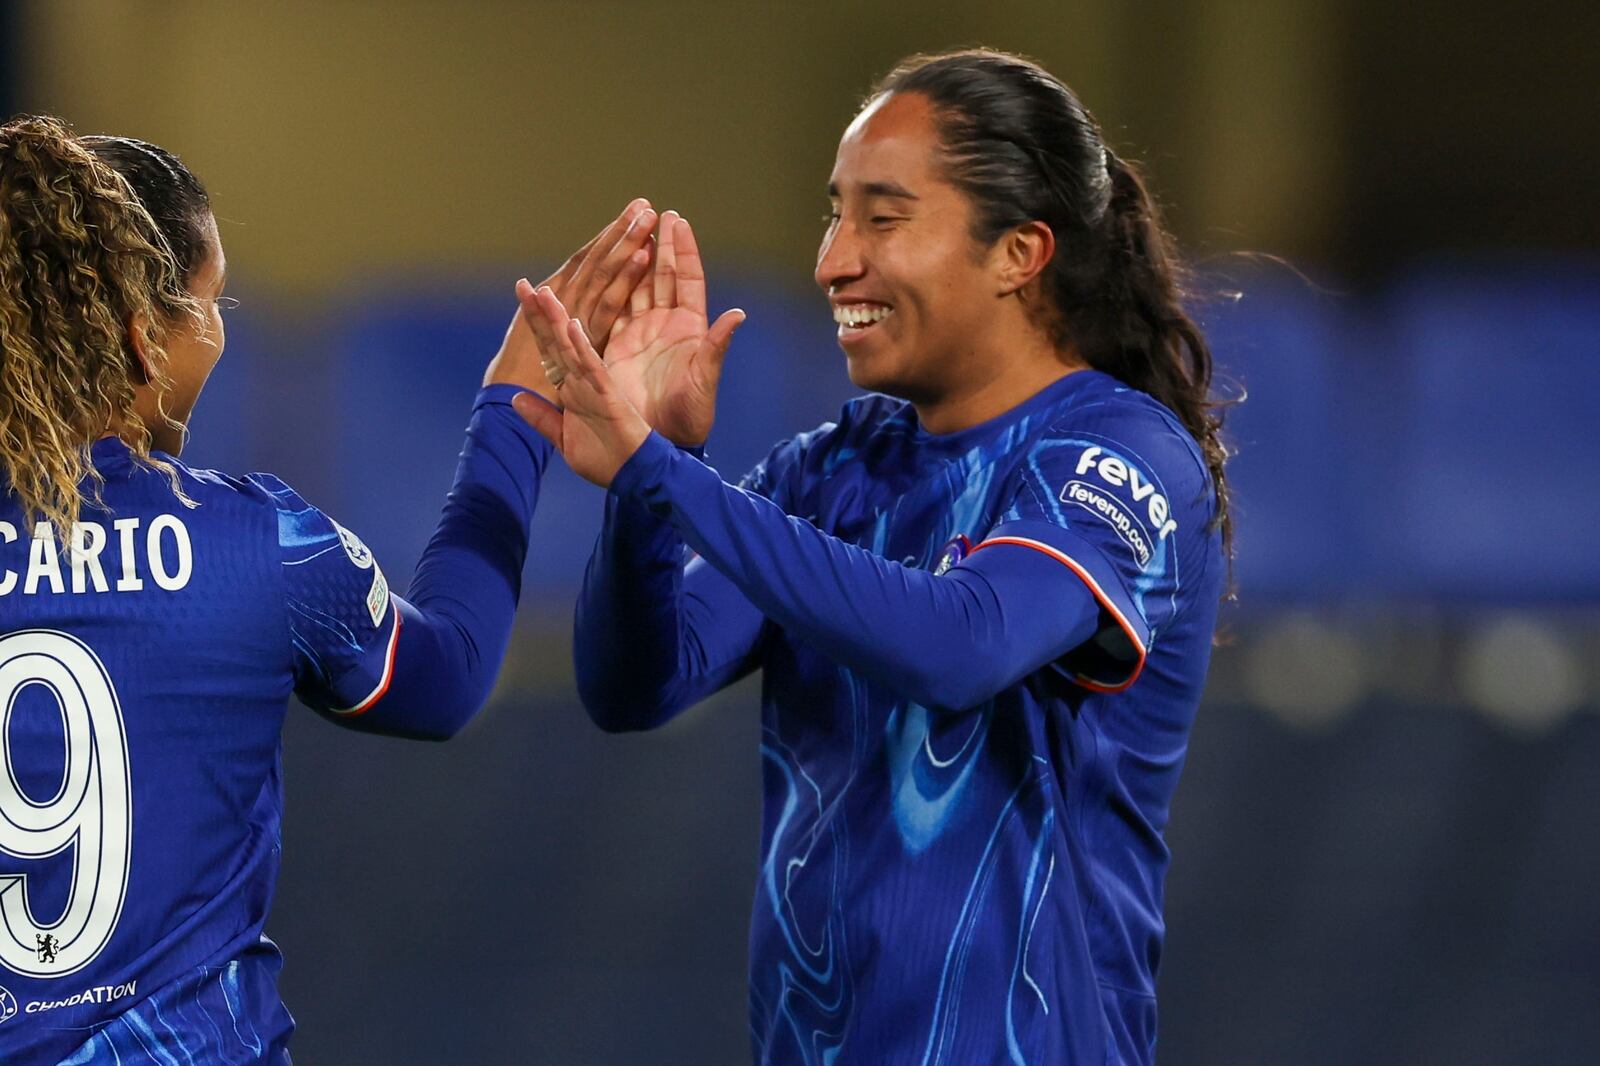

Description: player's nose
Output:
[815,220,866,290]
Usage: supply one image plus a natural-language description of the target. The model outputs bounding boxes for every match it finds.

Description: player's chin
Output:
[842,345,902,394]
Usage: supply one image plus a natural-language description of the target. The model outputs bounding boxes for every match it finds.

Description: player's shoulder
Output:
[1023,371,1216,542]
[1039,372,1210,490]
[160,457,310,517]
[159,459,357,556]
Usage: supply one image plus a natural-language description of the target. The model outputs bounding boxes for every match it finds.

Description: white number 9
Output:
[0,631,131,977]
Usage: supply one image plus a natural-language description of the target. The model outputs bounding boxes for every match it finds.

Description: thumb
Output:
[697,308,747,376]
[512,390,564,449]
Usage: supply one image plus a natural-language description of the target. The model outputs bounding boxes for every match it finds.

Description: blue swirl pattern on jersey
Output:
[57,957,290,1065]
[583,370,1224,1065]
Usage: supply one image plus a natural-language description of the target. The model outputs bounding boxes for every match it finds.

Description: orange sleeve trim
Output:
[334,606,402,716]
[970,535,1147,693]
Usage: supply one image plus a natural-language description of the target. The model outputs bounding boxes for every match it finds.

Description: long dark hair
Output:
[875,49,1235,563]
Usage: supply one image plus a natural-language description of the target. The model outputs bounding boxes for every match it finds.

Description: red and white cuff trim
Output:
[333,606,402,716]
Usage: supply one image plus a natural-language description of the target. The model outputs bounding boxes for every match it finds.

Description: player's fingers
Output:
[535,286,584,382]
[546,237,597,291]
[672,216,709,317]
[564,199,650,298]
[519,283,582,387]
[628,235,656,318]
[574,206,656,324]
[546,198,641,289]
[515,278,565,373]
[590,247,652,347]
[511,391,564,448]
[564,317,612,388]
[652,210,679,309]
[699,308,747,377]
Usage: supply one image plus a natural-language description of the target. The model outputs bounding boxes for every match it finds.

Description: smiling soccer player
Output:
[523,49,1233,1066]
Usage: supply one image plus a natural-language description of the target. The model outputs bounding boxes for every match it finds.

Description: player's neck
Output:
[914,335,1086,436]
[99,387,179,451]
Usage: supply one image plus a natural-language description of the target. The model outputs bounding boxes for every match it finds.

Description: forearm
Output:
[575,483,764,731]
[610,433,1101,710]
[343,385,550,738]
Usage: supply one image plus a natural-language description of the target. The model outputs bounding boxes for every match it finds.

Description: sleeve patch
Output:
[366,563,390,627]
[333,520,375,569]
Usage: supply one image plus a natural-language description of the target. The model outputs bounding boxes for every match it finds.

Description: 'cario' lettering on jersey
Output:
[1070,446,1178,539]
[0,516,193,596]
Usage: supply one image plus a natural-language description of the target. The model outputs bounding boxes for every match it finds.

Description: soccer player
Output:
[0,115,652,1064]
[518,50,1232,1065]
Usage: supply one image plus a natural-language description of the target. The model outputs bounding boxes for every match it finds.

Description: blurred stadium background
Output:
[6,2,1598,1063]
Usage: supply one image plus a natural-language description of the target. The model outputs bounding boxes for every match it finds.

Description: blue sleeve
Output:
[605,432,1104,712]
[979,406,1217,691]
[573,446,778,731]
[257,384,551,739]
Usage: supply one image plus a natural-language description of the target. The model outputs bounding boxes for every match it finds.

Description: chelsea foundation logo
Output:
[0,984,17,1025]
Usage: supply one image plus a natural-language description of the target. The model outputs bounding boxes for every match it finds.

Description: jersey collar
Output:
[910,368,1111,458]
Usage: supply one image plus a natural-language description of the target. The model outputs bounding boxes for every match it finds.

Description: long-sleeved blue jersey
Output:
[0,385,547,1065]
[576,369,1223,1065]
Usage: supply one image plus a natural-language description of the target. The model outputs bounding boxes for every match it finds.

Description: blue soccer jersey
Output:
[0,385,547,1064]
[577,369,1223,1065]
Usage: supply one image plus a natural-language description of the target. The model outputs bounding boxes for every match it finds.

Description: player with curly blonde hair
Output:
[0,116,208,536]
[0,114,652,1064]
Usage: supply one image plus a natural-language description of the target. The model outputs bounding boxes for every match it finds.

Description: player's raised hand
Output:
[511,280,652,488]
[483,199,656,399]
[600,211,745,446]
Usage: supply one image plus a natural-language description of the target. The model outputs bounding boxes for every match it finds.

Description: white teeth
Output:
[832,303,894,327]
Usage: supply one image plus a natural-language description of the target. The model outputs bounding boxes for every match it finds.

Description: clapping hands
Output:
[482,198,657,401]
[512,206,745,487]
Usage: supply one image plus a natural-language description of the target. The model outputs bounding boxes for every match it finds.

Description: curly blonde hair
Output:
[0,115,206,538]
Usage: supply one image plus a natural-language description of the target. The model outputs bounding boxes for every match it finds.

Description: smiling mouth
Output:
[832,302,895,339]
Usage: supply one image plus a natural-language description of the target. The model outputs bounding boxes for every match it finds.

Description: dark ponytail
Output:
[874,50,1236,568]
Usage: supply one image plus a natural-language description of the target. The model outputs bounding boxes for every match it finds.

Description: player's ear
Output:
[993,221,1055,298]
[125,312,155,385]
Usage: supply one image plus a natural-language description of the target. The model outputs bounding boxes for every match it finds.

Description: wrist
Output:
[602,421,655,489]
[609,430,675,498]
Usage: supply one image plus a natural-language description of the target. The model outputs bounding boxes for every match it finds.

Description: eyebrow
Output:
[827,180,920,200]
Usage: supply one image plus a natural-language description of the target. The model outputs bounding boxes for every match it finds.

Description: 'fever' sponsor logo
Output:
[1070,446,1178,541]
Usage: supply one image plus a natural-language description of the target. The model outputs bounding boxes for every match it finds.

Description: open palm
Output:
[602,212,744,446]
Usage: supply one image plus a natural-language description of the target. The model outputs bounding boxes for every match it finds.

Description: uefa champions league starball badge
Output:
[932,535,973,576]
